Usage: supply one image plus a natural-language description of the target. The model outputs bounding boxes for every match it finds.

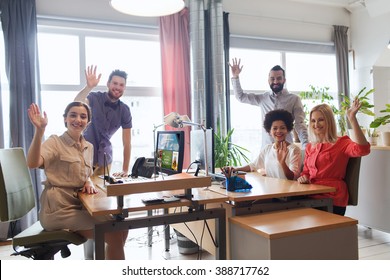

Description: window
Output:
[229,45,337,161]
[37,25,163,171]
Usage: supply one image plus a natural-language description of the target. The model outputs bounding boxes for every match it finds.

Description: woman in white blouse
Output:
[226,109,302,180]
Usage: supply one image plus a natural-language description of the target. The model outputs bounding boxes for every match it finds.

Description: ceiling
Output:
[35,0,360,22]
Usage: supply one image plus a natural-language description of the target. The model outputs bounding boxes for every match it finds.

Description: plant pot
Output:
[367,136,379,146]
[381,131,390,146]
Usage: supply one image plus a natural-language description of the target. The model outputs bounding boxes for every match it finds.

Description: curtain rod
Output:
[36,15,158,30]
[228,12,347,29]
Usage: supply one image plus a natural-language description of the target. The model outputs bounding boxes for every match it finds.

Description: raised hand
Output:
[27,103,48,131]
[346,98,361,121]
[85,65,102,89]
[229,58,243,78]
[275,141,288,164]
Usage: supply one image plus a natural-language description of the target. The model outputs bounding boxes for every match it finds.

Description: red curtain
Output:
[159,8,191,168]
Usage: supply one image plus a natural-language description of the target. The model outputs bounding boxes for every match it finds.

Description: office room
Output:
[0,0,389,276]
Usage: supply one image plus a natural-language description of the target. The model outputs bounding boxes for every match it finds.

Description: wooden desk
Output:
[229,208,358,259]
[177,173,336,258]
[79,174,228,260]
[208,172,335,215]
[210,172,335,202]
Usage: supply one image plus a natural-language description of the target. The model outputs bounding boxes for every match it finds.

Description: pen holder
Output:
[226,176,252,192]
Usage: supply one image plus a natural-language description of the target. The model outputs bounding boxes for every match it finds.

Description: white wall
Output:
[223,0,349,43]
[349,7,390,128]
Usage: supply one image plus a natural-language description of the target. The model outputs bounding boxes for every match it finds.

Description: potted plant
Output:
[366,127,379,146]
[214,128,250,169]
[370,103,390,146]
[339,87,375,137]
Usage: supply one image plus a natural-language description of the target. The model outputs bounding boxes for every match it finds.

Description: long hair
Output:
[309,103,338,143]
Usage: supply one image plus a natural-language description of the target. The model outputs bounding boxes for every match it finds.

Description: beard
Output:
[108,90,120,101]
[270,83,284,94]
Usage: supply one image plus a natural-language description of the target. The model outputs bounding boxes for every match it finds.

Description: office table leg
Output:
[94,223,106,260]
[93,208,226,260]
[164,208,170,251]
[147,209,153,247]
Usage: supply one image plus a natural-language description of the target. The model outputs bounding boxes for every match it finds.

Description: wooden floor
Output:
[1,224,389,260]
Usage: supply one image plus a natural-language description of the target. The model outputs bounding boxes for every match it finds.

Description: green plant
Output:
[339,87,375,117]
[214,128,250,168]
[299,85,344,134]
[337,87,375,136]
[370,103,390,129]
[299,85,335,124]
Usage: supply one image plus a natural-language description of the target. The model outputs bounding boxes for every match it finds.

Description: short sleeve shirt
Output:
[41,132,93,188]
[83,91,132,166]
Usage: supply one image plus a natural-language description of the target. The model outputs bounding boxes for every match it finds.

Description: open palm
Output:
[28,103,48,130]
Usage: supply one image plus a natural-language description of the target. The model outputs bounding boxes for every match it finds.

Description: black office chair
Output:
[0,148,87,260]
[345,157,362,206]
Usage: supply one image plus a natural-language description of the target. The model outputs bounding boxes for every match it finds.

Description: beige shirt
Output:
[41,132,93,188]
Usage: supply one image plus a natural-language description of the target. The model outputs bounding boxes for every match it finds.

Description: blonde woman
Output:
[297,100,370,215]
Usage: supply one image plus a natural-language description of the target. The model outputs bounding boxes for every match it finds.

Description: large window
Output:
[229,46,337,161]
[37,24,163,172]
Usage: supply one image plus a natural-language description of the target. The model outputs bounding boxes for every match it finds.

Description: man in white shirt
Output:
[229,58,308,149]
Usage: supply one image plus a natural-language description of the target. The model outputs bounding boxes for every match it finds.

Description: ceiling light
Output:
[110,0,185,17]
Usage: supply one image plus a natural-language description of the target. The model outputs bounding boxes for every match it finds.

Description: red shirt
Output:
[301,136,370,207]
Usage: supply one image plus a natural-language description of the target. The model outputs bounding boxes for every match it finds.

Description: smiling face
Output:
[310,110,327,140]
[270,120,288,143]
[268,70,285,94]
[107,75,126,101]
[64,105,90,136]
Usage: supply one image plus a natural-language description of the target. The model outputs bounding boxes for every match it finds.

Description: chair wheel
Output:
[61,246,71,258]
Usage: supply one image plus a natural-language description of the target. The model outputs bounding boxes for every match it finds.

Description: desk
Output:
[175,173,336,258]
[79,173,228,260]
[209,172,336,215]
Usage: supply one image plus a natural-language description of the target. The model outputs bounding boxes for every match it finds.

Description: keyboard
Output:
[141,196,181,204]
[141,197,164,204]
[121,176,150,183]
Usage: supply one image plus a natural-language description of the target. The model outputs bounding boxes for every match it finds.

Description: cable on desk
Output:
[186,160,200,173]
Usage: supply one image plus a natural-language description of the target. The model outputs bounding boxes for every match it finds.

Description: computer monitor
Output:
[155,130,185,176]
[190,129,214,174]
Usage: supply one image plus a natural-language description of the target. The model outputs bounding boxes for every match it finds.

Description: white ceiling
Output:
[35,0,356,22]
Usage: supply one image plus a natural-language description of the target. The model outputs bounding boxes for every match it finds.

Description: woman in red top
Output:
[297,99,370,215]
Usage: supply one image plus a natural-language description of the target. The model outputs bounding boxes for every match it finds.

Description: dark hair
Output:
[63,101,92,127]
[108,69,128,83]
[263,109,294,133]
[270,65,285,78]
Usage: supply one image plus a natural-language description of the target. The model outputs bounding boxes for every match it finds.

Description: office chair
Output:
[345,157,362,206]
[0,148,87,260]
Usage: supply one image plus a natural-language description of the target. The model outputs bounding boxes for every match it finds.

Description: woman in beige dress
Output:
[27,101,127,259]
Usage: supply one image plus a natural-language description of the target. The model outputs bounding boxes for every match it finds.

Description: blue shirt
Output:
[83,91,132,166]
